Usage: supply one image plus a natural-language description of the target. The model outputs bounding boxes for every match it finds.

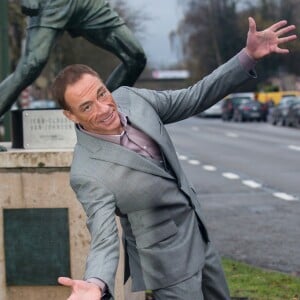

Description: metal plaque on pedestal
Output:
[11,109,76,149]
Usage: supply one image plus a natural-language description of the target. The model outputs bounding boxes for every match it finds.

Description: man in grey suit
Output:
[52,17,296,300]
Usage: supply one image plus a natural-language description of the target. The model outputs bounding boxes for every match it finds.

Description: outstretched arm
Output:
[58,277,102,300]
[245,17,297,60]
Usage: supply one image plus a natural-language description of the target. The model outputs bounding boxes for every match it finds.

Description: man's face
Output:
[63,74,122,135]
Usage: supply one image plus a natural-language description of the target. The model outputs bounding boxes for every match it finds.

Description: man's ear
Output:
[63,110,78,123]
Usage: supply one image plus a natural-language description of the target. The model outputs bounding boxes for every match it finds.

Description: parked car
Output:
[286,97,300,128]
[221,93,254,121]
[198,100,223,118]
[232,99,262,122]
[268,96,300,126]
[259,100,274,122]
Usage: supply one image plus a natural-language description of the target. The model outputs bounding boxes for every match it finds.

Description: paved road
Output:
[167,117,300,276]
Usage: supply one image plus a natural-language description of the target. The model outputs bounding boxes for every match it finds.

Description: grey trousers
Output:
[152,241,231,300]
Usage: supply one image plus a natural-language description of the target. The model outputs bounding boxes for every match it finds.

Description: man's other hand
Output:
[58,276,102,300]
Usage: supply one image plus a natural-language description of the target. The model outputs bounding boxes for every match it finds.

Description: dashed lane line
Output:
[225,132,239,138]
[242,180,262,189]
[222,172,240,180]
[202,165,217,171]
[177,152,299,201]
[178,155,188,161]
[288,145,300,152]
[273,192,298,201]
[188,159,201,165]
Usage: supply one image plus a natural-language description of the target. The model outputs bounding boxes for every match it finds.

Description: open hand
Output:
[58,277,102,300]
[245,17,297,60]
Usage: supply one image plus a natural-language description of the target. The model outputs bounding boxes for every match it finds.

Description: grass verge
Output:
[222,257,300,300]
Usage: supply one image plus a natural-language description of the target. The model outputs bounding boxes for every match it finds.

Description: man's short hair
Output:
[52,64,100,110]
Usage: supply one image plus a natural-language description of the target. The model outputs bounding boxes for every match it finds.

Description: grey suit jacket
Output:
[69,52,255,297]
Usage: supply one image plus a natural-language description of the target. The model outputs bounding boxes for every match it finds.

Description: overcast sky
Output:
[127,0,183,68]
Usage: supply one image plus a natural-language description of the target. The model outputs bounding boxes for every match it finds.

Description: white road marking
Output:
[242,180,262,189]
[288,145,300,152]
[178,155,188,160]
[273,192,298,201]
[222,172,240,180]
[188,159,201,165]
[177,153,298,203]
[226,132,239,138]
[192,126,199,131]
[203,165,217,171]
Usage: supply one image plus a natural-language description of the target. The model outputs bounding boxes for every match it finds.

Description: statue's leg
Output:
[81,25,147,91]
[0,27,60,116]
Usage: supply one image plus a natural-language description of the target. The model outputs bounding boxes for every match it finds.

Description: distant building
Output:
[151,70,190,80]
[135,69,190,90]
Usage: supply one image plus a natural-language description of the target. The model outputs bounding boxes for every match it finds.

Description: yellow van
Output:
[256,91,300,105]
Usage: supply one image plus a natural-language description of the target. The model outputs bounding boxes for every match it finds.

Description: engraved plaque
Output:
[3,208,71,285]
[22,109,76,149]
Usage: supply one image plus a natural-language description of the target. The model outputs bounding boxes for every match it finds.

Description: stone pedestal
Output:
[0,143,144,300]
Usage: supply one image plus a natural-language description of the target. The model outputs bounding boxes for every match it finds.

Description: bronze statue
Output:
[0,0,146,117]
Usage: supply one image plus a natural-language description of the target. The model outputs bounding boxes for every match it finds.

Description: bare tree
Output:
[175,0,300,89]
[176,0,242,81]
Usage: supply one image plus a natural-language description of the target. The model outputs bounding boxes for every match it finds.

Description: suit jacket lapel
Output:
[76,127,174,180]
[126,110,183,184]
